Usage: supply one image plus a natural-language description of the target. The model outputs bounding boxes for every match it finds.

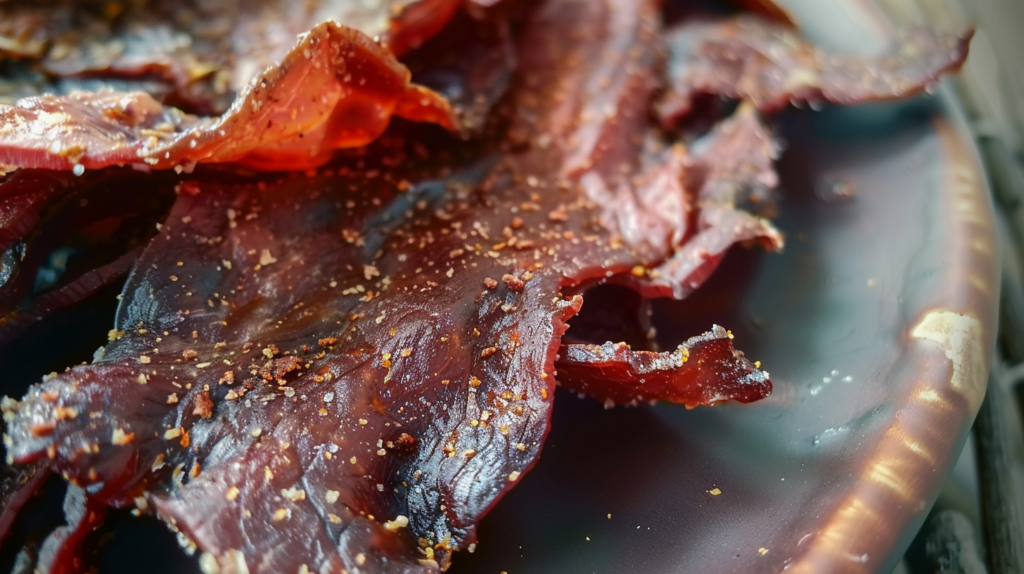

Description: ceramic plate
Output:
[450,1,999,572]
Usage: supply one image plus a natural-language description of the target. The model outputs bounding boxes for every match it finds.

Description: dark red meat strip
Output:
[406,9,516,134]
[1,0,976,570]
[556,326,770,408]
[644,104,784,299]
[0,0,774,571]
[35,486,106,574]
[0,171,78,255]
[0,22,456,173]
[0,169,173,346]
[581,103,783,300]
[0,249,140,348]
[0,462,48,543]
[0,0,463,114]
[656,15,972,126]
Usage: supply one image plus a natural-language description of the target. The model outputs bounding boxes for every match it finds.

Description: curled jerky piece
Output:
[657,15,972,125]
[0,22,457,173]
[556,326,770,408]
[1,0,757,571]
[0,0,463,114]
[644,104,784,299]
[583,104,783,299]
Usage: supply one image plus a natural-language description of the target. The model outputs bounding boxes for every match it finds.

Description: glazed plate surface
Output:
[452,1,999,572]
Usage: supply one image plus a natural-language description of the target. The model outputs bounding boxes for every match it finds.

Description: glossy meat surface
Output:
[657,15,972,125]
[0,2,651,572]
[0,0,462,114]
[645,104,784,298]
[406,10,516,134]
[0,156,635,572]
[0,0,978,572]
[0,0,782,570]
[0,22,456,173]
[0,169,174,345]
[556,326,770,408]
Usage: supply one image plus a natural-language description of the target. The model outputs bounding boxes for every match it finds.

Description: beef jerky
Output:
[3,0,774,571]
[556,326,770,408]
[35,486,106,574]
[0,0,463,114]
[656,15,972,126]
[0,169,173,348]
[0,22,457,173]
[0,165,595,574]
[0,249,140,348]
[645,104,783,299]
[0,462,48,543]
[579,102,782,300]
[407,10,516,134]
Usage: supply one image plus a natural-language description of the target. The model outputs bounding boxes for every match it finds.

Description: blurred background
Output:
[876,0,1024,572]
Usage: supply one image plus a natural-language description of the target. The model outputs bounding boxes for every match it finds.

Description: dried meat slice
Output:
[0,169,173,346]
[0,160,614,573]
[656,15,972,126]
[578,104,783,300]
[0,0,463,114]
[556,326,769,408]
[0,0,785,571]
[0,462,48,543]
[0,1,770,572]
[406,10,516,134]
[641,104,784,299]
[35,486,106,574]
[0,22,457,173]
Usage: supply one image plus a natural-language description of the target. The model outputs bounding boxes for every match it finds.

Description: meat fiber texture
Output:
[0,1,973,573]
